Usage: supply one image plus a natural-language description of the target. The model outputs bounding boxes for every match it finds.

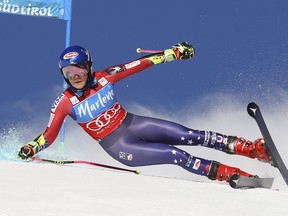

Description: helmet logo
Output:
[63,52,79,60]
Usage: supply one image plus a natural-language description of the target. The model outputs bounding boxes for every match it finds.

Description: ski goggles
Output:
[62,64,88,79]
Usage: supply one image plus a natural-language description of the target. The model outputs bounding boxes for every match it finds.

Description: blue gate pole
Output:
[59,1,72,151]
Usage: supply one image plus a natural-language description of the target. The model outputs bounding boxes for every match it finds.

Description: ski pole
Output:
[136,48,163,54]
[32,157,140,174]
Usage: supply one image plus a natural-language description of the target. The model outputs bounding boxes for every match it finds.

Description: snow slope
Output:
[0,160,288,216]
[1,96,288,216]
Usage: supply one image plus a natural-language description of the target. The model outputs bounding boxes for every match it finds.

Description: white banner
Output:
[0,0,72,20]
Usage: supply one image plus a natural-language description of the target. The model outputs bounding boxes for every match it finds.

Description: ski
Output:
[247,102,288,185]
[229,174,274,189]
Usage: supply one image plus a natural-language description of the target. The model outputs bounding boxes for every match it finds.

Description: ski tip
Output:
[247,102,259,118]
[229,174,240,189]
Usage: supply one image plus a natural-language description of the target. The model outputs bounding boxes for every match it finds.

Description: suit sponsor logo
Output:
[51,93,65,113]
[124,60,140,69]
[69,96,79,105]
[47,113,54,127]
[98,77,108,86]
[119,151,133,161]
[193,158,201,170]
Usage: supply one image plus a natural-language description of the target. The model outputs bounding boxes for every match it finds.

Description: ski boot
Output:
[226,136,272,164]
[208,161,254,182]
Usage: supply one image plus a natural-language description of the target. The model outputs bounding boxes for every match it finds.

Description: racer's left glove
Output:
[163,42,195,63]
[173,42,195,60]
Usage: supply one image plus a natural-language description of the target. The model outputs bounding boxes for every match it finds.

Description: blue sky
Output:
[1,0,288,128]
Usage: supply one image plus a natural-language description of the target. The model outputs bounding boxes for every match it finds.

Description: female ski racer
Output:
[18,42,271,182]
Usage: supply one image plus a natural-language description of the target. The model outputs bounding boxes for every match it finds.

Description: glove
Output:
[172,42,195,60]
[163,42,195,63]
[18,141,39,161]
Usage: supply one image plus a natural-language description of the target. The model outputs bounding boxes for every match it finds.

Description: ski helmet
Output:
[59,45,94,91]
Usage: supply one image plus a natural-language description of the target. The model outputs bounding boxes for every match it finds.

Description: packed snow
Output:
[0,160,288,216]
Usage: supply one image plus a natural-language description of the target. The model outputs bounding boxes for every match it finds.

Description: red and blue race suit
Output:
[33,53,229,178]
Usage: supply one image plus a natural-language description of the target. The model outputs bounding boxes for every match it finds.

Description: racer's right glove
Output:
[18,141,39,161]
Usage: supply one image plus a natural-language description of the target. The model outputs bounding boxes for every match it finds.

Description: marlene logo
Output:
[64,52,79,59]
[75,85,116,122]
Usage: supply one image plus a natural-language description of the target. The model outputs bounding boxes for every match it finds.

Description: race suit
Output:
[32,53,229,178]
